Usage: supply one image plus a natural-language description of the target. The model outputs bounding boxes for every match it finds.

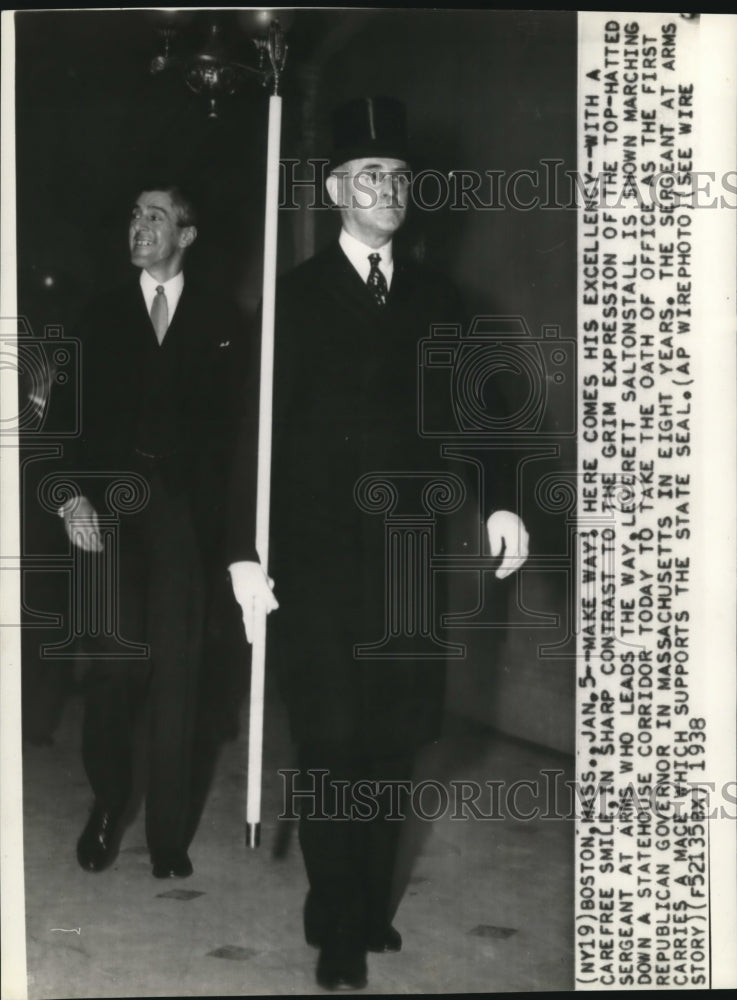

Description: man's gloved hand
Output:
[59,496,104,553]
[486,510,530,579]
[228,560,279,643]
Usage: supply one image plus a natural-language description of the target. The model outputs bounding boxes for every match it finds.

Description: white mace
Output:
[246,23,287,849]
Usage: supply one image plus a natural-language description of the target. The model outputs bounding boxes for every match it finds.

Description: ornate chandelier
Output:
[149,10,289,117]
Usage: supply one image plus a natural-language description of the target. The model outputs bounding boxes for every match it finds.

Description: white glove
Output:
[228,560,279,644]
[486,510,530,580]
[58,496,103,553]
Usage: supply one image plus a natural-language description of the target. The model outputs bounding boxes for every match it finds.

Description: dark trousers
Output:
[80,470,204,852]
[297,742,412,945]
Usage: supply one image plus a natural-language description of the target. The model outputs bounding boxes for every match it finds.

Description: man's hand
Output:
[59,496,103,553]
[228,561,279,644]
[486,510,530,579]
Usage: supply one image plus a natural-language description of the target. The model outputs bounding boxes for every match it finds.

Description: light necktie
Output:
[150,284,169,343]
[367,253,388,306]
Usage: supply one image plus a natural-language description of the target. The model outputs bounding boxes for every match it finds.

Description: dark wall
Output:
[15,9,277,324]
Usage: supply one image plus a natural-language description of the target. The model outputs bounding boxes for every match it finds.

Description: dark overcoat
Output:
[229,242,500,755]
[67,279,246,573]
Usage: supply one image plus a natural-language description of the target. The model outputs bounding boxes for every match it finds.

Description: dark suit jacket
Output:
[229,242,518,754]
[65,277,247,573]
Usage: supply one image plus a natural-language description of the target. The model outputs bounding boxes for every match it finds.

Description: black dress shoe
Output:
[151,849,193,879]
[366,925,402,953]
[316,939,368,991]
[76,803,121,872]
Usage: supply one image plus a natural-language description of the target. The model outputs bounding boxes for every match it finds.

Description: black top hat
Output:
[330,96,409,169]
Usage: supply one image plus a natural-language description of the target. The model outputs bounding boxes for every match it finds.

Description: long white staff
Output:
[246,23,287,849]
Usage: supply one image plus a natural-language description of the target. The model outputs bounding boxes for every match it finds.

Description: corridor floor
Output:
[20,688,573,996]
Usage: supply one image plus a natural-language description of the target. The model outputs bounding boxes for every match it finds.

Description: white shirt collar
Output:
[139,269,185,329]
[339,229,394,289]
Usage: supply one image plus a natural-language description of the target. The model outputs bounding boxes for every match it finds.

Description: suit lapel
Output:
[111,281,157,356]
[384,257,415,310]
[114,279,166,355]
[163,283,193,347]
[320,243,382,317]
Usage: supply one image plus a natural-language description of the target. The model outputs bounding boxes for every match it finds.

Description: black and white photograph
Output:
[1,8,734,997]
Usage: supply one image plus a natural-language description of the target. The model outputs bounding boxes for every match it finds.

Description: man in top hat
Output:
[228,97,529,990]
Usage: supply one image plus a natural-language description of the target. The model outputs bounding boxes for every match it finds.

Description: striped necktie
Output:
[367,253,388,306]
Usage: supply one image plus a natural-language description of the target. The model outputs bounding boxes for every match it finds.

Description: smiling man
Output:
[129,189,196,279]
[228,98,529,990]
[59,184,252,880]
